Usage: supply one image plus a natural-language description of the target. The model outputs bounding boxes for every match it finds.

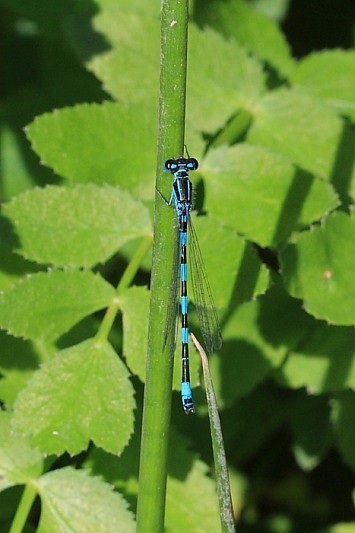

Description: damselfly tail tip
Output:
[183,402,195,415]
[181,382,195,414]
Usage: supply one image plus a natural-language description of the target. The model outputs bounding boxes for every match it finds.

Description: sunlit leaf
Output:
[2,184,151,267]
[12,338,135,455]
[26,102,157,199]
[37,467,135,533]
[281,211,355,324]
[0,411,43,491]
[0,270,115,341]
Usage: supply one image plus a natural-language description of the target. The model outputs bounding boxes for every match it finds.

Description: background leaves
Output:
[37,467,136,533]
[2,183,152,267]
[1,0,355,532]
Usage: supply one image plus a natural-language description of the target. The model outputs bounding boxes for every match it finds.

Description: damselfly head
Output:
[164,157,199,173]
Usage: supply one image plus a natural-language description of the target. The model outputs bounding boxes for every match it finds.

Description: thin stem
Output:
[136,0,189,531]
[8,483,38,533]
[116,235,152,294]
[191,333,236,533]
[96,235,152,342]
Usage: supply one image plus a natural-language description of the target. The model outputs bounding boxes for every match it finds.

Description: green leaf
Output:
[291,50,355,123]
[0,328,56,408]
[209,281,313,408]
[331,390,355,471]
[0,331,43,405]
[121,286,149,381]
[87,447,140,511]
[0,125,34,199]
[224,382,288,463]
[87,426,221,531]
[250,0,289,20]
[87,9,160,109]
[0,370,34,407]
[317,523,355,533]
[37,467,135,533]
[0,328,40,372]
[0,270,115,341]
[194,0,295,78]
[0,242,42,291]
[203,144,339,247]
[281,211,355,325]
[2,184,152,268]
[165,447,220,532]
[0,0,75,38]
[93,0,159,14]
[187,25,266,132]
[192,213,269,308]
[12,338,135,455]
[289,391,331,471]
[169,429,221,532]
[247,88,344,178]
[0,411,43,491]
[85,415,142,504]
[26,102,157,199]
[279,321,355,394]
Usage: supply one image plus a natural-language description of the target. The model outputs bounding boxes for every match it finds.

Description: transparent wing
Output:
[162,222,180,353]
[188,216,222,355]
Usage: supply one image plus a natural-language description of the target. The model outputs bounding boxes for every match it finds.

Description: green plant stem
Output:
[96,235,152,342]
[191,333,236,533]
[9,483,38,533]
[136,0,189,531]
[212,109,253,147]
[116,235,153,294]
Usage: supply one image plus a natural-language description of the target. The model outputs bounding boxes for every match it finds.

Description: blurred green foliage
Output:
[1,1,355,532]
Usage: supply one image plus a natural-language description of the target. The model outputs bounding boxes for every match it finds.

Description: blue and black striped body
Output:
[165,157,198,414]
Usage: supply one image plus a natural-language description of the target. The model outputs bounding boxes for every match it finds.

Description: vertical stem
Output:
[191,334,236,533]
[95,235,152,343]
[136,0,189,532]
[8,483,38,533]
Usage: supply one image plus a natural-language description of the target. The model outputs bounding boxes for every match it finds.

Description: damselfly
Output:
[163,156,222,414]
